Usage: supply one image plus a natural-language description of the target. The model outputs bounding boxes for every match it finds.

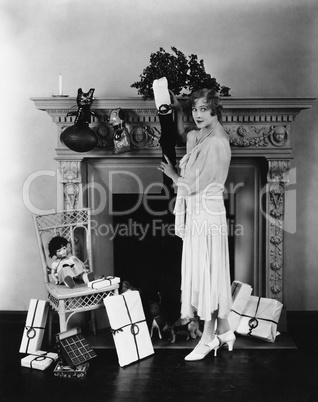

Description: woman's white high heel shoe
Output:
[184,337,221,361]
[217,330,236,351]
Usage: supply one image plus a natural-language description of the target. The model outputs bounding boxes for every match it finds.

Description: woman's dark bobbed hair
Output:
[188,88,223,122]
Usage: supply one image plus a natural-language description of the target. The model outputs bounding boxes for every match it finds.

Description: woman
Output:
[159,88,235,361]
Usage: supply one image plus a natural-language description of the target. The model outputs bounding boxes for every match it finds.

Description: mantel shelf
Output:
[31,96,316,111]
[31,96,316,162]
[53,145,296,161]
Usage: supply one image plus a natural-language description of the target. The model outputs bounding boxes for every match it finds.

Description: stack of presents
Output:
[19,299,98,379]
[19,279,283,376]
[228,281,283,342]
[19,277,154,376]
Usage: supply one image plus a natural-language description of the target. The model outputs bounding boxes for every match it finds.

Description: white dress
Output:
[174,122,232,321]
[52,256,86,284]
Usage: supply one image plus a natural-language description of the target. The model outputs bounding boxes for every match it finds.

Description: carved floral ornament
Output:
[63,182,80,210]
[129,126,161,149]
[269,218,284,297]
[225,124,289,147]
[266,158,291,299]
[59,161,81,182]
[57,122,290,150]
[89,123,290,149]
[267,160,291,182]
[55,105,291,150]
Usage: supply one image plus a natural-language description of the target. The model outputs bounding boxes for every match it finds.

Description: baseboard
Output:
[0,310,58,324]
[1,309,317,327]
[86,326,297,350]
[287,310,318,330]
[0,311,27,323]
[287,310,318,318]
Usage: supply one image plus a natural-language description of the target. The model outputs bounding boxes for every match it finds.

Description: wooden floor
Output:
[1,312,318,402]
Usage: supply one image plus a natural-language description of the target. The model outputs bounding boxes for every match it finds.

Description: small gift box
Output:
[21,350,58,370]
[55,327,96,368]
[87,276,120,290]
[53,361,89,380]
[19,299,49,354]
[104,290,154,367]
[236,296,283,342]
[228,281,253,332]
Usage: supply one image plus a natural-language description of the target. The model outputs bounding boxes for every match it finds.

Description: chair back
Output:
[33,208,93,283]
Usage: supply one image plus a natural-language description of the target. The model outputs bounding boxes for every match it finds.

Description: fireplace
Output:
[32,96,315,312]
[111,191,237,323]
[84,155,265,318]
[112,192,183,323]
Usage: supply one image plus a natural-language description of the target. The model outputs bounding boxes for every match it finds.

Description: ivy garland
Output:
[131,46,231,100]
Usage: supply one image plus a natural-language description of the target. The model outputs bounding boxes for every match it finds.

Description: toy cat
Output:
[168,311,203,343]
[60,88,98,152]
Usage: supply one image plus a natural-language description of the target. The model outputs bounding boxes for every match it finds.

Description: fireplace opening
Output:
[112,193,234,323]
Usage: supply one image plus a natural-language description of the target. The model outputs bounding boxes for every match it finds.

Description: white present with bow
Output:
[19,299,49,354]
[21,350,58,370]
[87,276,120,290]
[104,290,154,367]
[236,296,283,342]
[228,281,253,332]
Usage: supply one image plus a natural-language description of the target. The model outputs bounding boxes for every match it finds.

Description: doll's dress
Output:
[52,256,87,284]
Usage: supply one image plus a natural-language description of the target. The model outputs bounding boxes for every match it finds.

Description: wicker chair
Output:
[33,208,119,342]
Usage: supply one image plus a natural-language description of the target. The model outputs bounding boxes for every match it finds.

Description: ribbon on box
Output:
[25,326,45,340]
[91,276,115,289]
[91,277,106,289]
[110,294,145,360]
[228,281,253,333]
[19,299,48,354]
[29,352,55,369]
[237,297,280,336]
[24,300,44,352]
[104,290,154,366]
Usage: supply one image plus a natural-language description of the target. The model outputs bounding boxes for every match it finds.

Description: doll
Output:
[48,236,94,289]
[168,310,203,343]
[108,108,131,154]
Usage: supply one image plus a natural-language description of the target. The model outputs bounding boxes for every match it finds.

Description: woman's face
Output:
[192,97,214,129]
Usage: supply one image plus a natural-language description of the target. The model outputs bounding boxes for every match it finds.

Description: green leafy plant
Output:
[131,46,231,100]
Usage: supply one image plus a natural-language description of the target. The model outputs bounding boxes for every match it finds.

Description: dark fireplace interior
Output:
[113,193,234,323]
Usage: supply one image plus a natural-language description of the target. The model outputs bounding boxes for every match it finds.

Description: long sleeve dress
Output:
[174,122,232,321]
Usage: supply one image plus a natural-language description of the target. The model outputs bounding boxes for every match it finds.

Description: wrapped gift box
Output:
[21,350,58,370]
[87,276,120,290]
[53,361,89,380]
[55,327,96,368]
[236,296,283,342]
[104,290,154,367]
[228,281,253,332]
[19,299,49,354]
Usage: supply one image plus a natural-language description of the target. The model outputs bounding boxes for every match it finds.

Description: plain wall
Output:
[1,0,317,310]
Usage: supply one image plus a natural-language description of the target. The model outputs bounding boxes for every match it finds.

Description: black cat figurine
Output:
[60,88,98,152]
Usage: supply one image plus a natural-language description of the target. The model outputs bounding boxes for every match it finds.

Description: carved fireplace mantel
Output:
[31,96,315,305]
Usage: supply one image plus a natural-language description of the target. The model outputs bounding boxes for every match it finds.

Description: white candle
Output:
[59,73,62,95]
